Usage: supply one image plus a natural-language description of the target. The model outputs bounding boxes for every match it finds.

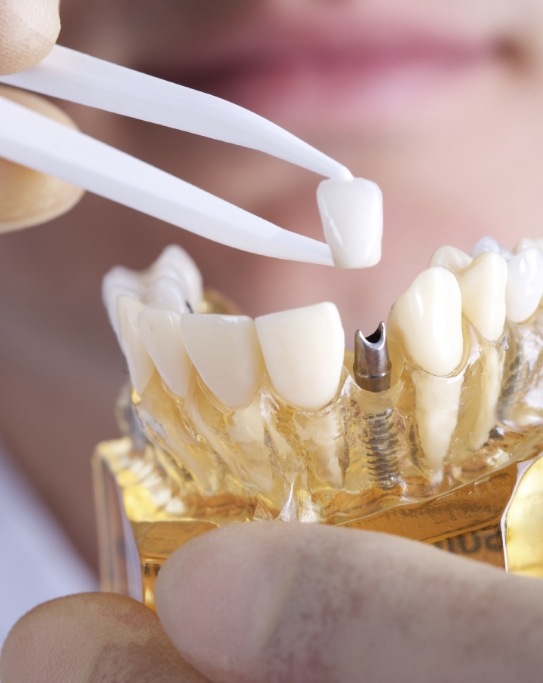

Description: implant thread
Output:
[362,408,401,490]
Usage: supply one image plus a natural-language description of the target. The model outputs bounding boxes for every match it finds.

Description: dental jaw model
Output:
[97,231,543,607]
[4,46,543,607]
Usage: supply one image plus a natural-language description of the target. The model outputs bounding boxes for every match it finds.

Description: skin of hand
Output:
[3,523,543,683]
[0,0,60,74]
[0,0,83,232]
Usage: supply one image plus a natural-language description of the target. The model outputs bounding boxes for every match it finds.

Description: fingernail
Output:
[155,523,296,679]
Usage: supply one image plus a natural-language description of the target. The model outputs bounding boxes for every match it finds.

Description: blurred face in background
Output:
[2,0,543,564]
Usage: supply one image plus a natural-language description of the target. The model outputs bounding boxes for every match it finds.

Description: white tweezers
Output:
[0,45,354,266]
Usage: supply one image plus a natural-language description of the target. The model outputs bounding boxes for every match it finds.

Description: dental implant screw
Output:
[353,323,399,490]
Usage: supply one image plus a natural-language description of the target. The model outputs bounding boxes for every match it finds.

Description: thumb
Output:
[0,0,60,74]
[155,522,543,683]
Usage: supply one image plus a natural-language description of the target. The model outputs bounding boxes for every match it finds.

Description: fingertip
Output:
[0,85,84,233]
[0,593,210,683]
[0,0,60,75]
[154,522,543,683]
[156,523,295,682]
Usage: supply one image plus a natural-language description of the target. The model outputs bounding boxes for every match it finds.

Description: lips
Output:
[141,12,504,130]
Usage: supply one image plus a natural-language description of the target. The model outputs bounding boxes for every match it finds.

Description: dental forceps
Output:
[0,46,353,265]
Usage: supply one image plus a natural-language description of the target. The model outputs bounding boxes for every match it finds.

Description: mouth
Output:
[103,235,543,521]
[141,13,508,130]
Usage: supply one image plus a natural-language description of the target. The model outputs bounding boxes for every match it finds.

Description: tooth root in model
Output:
[116,295,155,396]
[467,344,503,452]
[388,267,464,474]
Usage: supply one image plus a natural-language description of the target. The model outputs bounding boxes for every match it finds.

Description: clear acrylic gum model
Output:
[4,45,543,609]
[94,238,543,609]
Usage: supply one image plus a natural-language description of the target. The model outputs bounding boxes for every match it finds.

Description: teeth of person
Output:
[457,252,508,342]
[505,247,543,323]
[138,308,192,398]
[429,245,472,272]
[471,236,513,261]
[255,302,345,410]
[180,314,264,409]
[389,267,463,377]
[317,177,383,269]
[116,295,155,395]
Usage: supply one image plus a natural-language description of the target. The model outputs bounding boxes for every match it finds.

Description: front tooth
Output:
[429,245,472,272]
[138,308,192,398]
[149,245,203,311]
[471,236,513,261]
[389,267,463,376]
[148,276,192,315]
[317,177,382,269]
[102,267,144,342]
[506,248,543,323]
[457,252,507,342]
[116,295,154,395]
[180,314,264,409]
[255,302,345,410]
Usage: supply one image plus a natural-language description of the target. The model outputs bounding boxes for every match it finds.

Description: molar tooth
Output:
[138,308,192,398]
[255,302,345,410]
[317,177,382,269]
[471,236,512,261]
[457,252,507,342]
[514,237,543,254]
[116,295,154,395]
[389,267,463,376]
[429,245,472,272]
[180,314,264,409]
[505,248,543,323]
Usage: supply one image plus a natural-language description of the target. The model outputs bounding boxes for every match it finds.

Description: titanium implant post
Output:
[354,323,400,490]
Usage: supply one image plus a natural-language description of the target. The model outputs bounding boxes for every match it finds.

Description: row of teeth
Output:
[103,237,543,497]
[104,237,543,407]
[103,245,346,412]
